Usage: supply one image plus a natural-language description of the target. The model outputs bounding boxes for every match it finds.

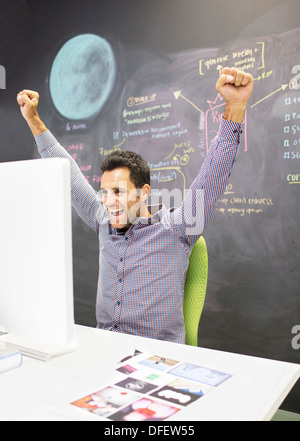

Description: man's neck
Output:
[114,204,151,234]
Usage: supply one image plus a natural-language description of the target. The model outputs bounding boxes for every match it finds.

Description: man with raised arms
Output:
[17,68,253,344]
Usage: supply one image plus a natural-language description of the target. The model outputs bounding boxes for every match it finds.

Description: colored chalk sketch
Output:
[49,34,116,120]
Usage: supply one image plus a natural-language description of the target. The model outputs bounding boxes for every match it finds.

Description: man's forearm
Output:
[26,115,48,137]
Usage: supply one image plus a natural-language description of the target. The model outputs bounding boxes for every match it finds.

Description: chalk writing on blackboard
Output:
[287,174,300,184]
[217,183,274,217]
[289,65,300,90]
[66,122,87,131]
[127,94,157,108]
[282,86,300,160]
[151,166,187,191]
[199,42,265,76]
[98,138,126,157]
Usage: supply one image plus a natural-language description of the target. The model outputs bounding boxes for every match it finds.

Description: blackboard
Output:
[0,0,299,413]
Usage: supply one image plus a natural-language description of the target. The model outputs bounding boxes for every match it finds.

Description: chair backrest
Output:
[183,236,208,346]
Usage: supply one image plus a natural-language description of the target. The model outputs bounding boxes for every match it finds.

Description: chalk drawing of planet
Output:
[49,34,116,120]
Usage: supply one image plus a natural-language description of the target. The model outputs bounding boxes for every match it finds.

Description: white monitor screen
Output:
[0,158,75,348]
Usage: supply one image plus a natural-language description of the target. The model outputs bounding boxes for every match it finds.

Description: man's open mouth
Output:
[109,209,125,219]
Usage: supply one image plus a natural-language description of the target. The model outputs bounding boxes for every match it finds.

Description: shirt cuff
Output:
[34,129,58,152]
[218,116,243,142]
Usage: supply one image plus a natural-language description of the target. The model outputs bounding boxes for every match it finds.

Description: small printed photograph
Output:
[168,378,212,396]
[118,349,143,364]
[127,365,173,386]
[168,363,232,387]
[127,368,161,383]
[109,397,180,421]
[71,386,140,417]
[145,372,160,381]
[138,355,179,371]
[115,377,157,394]
[116,364,137,375]
[150,385,202,406]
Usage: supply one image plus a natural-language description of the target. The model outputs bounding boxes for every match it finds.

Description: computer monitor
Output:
[0,158,75,352]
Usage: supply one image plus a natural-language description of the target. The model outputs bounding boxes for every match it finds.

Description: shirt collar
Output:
[108,204,166,235]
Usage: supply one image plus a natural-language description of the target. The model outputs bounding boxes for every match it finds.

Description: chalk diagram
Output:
[48,33,300,191]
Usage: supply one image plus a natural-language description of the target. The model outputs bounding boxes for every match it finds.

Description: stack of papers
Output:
[0,332,76,362]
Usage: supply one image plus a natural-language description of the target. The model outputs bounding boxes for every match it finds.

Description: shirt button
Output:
[120,258,123,262]
[119,278,122,283]
[116,301,121,306]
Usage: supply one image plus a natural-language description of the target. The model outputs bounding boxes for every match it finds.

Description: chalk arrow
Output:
[251,84,288,108]
[174,90,204,113]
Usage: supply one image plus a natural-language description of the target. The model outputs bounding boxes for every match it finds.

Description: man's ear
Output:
[140,184,151,201]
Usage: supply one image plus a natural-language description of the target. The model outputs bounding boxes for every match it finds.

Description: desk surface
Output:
[0,325,299,421]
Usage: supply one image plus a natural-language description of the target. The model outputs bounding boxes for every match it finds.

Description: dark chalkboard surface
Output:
[0,0,299,413]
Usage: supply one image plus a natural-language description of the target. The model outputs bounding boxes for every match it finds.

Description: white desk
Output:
[0,325,299,421]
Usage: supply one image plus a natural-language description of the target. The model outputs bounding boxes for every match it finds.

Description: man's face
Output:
[100,167,147,230]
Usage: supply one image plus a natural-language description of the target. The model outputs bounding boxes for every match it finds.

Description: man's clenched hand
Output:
[17,90,47,137]
[216,68,254,123]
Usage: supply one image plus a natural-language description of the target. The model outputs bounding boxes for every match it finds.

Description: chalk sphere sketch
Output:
[49,34,116,120]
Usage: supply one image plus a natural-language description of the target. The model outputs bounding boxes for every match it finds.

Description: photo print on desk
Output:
[109,397,180,422]
[138,355,180,371]
[71,386,140,417]
[70,352,232,421]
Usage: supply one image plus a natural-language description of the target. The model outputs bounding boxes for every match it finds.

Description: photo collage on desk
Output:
[70,352,232,421]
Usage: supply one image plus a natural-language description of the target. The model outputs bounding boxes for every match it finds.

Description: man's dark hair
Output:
[100,151,151,189]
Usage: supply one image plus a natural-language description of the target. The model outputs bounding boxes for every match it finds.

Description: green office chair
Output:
[183,236,208,346]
